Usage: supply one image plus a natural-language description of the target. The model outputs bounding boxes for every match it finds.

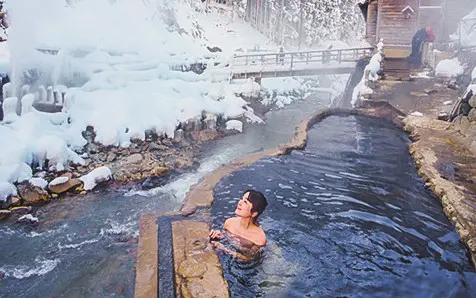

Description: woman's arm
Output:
[209,218,233,240]
[210,241,254,262]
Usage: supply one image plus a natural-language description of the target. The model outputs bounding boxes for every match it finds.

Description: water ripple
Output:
[212,115,476,298]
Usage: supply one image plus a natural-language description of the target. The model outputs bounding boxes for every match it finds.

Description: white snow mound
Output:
[435,59,464,78]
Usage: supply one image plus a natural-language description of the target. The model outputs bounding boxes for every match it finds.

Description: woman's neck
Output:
[239,216,254,230]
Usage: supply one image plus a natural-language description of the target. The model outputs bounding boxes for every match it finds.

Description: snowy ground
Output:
[0,0,350,198]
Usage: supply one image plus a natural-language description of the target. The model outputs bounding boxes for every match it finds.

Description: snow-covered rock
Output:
[48,176,70,187]
[79,166,112,191]
[17,214,39,223]
[435,58,464,78]
[29,177,48,189]
[410,111,423,117]
[225,120,243,132]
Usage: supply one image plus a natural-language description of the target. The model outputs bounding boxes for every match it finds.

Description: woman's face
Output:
[235,192,254,218]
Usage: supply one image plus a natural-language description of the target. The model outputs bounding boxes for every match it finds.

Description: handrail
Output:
[233,47,374,58]
[230,46,373,79]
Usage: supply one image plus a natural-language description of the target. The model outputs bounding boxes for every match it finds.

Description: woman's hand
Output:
[209,229,223,240]
[210,241,225,250]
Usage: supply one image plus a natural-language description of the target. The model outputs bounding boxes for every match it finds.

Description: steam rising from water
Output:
[5,0,201,93]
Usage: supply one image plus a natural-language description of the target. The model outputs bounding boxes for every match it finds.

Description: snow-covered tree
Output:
[241,0,365,48]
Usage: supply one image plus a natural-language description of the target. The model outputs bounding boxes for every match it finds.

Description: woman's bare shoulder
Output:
[252,226,267,246]
[224,217,239,228]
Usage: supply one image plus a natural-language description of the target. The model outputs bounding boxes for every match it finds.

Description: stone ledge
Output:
[134,215,158,298]
[134,214,230,298]
[173,220,229,298]
[404,116,476,267]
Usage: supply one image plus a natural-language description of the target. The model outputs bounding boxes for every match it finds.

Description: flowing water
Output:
[0,92,331,297]
[212,115,476,298]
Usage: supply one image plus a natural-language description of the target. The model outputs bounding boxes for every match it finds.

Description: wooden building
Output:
[360,0,476,48]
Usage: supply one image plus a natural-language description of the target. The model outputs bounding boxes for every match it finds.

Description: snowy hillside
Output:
[0,0,362,196]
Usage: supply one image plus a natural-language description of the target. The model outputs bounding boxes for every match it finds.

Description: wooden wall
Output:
[367,0,476,45]
[377,0,420,47]
[366,1,379,44]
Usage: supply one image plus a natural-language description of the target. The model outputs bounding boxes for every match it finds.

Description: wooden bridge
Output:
[231,47,374,80]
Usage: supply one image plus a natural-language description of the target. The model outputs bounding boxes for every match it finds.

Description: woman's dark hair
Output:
[244,189,268,224]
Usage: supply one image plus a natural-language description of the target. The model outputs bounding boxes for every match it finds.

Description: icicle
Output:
[2,97,19,123]
[38,85,47,103]
[46,86,54,104]
[20,84,31,99]
[62,91,75,112]
[21,93,35,115]
[2,82,11,98]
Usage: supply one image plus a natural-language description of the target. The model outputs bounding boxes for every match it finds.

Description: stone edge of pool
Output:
[134,101,476,298]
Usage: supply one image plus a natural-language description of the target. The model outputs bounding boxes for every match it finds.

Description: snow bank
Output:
[79,166,112,191]
[0,0,328,194]
[0,162,32,184]
[351,41,383,107]
[261,78,302,95]
[0,182,17,202]
[0,1,269,192]
[6,0,205,68]
[449,8,476,47]
[435,58,464,78]
[0,108,86,189]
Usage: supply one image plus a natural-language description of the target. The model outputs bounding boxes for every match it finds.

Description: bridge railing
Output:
[232,47,374,71]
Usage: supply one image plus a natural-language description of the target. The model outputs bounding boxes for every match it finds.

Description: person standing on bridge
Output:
[408,26,435,68]
[278,46,285,65]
